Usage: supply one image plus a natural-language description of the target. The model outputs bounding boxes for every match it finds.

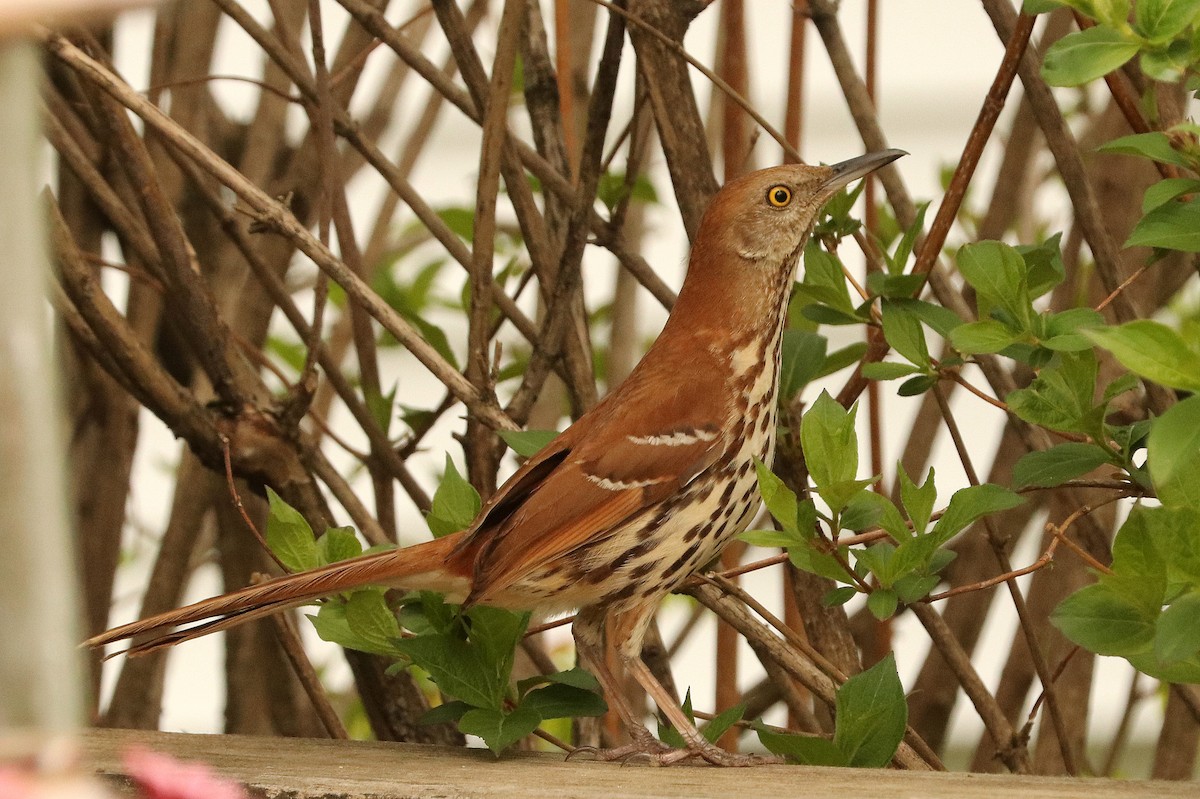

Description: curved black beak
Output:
[821,148,907,194]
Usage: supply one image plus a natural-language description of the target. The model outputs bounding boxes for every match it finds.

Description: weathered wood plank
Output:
[82,728,1194,799]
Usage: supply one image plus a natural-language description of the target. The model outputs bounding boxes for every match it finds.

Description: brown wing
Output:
[461,362,729,605]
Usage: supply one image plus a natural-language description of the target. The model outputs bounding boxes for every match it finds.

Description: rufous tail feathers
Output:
[85,533,467,657]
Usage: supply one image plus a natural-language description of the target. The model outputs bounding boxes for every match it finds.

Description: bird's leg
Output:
[612,605,784,767]
[570,608,672,759]
[573,604,782,766]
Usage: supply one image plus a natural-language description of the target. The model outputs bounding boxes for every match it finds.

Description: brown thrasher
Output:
[88,150,904,766]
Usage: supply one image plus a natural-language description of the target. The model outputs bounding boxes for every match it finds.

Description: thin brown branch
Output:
[45,32,518,434]
[266,599,350,739]
[219,434,288,573]
[930,383,1073,774]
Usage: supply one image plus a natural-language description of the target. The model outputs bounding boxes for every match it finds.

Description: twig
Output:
[220,434,289,573]
[980,0,1140,327]
[930,383,1072,774]
[46,32,518,434]
[1095,261,1153,313]
[265,595,350,739]
[912,11,1035,282]
[584,0,799,163]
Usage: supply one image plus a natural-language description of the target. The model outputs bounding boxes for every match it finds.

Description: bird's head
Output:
[700,149,907,265]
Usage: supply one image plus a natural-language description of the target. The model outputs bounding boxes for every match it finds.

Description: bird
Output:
[87,149,905,766]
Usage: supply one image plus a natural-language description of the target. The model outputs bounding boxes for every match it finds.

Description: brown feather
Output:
[86,532,468,654]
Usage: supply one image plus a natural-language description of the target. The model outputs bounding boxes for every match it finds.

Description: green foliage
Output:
[265,487,320,572]
[595,170,659,213]
[1086,320,1200,392]
[778,329,829,405]
[265,483,604,756]
[497,428,559,458]
[425,455,483,538]
[756,654,907,767]
[1013,443,1112,489]
[1033,0,1200,84]
[1053,505,1200,682]
[746,398,1022,618]
[658,690,746,748]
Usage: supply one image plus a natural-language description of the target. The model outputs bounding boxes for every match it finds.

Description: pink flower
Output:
[121,747,245,799]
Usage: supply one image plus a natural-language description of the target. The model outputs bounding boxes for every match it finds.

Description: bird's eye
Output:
[767,185,792,208]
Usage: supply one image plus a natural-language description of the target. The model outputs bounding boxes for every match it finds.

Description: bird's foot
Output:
[567,738,783,767]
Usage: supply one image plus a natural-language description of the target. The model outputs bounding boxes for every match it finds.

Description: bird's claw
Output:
[564,740,782,767]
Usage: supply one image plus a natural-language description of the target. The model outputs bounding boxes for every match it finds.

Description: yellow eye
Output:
[767,185,792,207]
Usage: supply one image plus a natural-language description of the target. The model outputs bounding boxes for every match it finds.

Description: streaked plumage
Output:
[88,150,905,766]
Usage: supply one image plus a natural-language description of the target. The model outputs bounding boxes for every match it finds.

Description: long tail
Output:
[86,533,468,657]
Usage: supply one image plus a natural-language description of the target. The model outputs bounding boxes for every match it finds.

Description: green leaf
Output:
[867,589,899,620]
[1052,583,1157,656]
[800,392,860,510]
[1142,178,1200,213]
[1018,234,1066,300]
[819,341,870,379]
[850,490,908,540]
[822,478,877,519]
[894,573,941,603]
[497,429,559,458]
[1149,395,1200,510]
[393,607,528,711]
[867,272,928,299]
[897,374,939,396]
[596,170,658,211]
[365,383,397,438]
[1125,197,1200,252]
[459,705,542,755]
[265,488,319,572]
[307,602,372,653]
[754,459,801,531]
[419,700,471,726]
[861,361,922,380]
[657,691,694,749]
[885,202,929,274]
[931,483,1023,544]
[1024,0,1071,12]
[1013,443,1112,489]
[344,589,404,655]
[1125,649,1200,683]
[756,725,846,766]
[833,653,907,768]
[517,667,602,695]
[801,243,856,314]
[1139,506,1200,594]
[1085,321,1200,392]
[316,526,363,565]
[824,586,859,606]
[1006,352,1103,436]
[426,454,483,538]
[700,703,746,744]
[779,329,828,403]
[898,467,937,534]
[1042,26,1140,86]
[1045,307,1105,340]
[903,299,963,338]
[789,539,854,583]
[1155,591,1200,665]
[1099,132,1194,168]
[1109,507,1168,609]
[950,320,1022,354]
[1134,0,1200,41]
[740,528,804,548]
[881,299,931,367]
[956,241,1031,328]
[520,682,607,720]
[1140,39,1194,81]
